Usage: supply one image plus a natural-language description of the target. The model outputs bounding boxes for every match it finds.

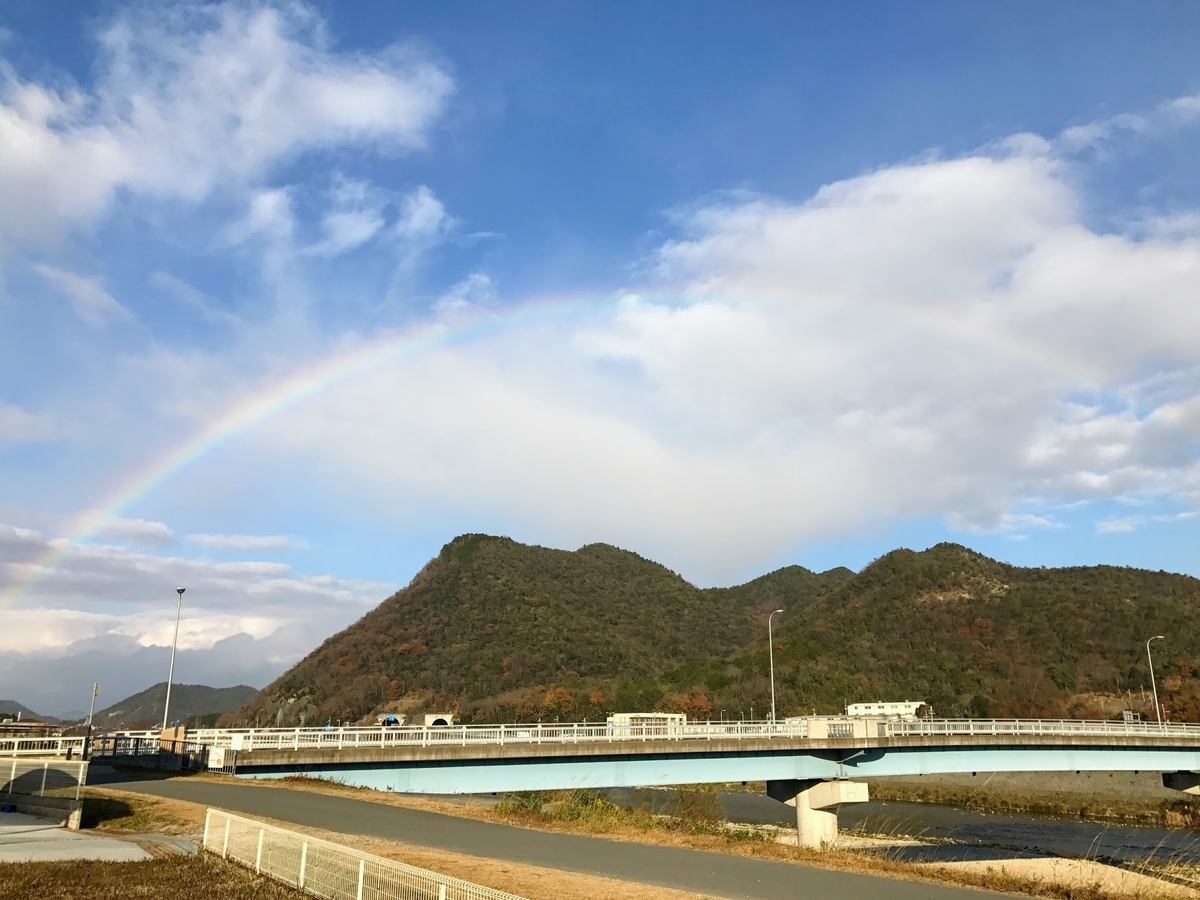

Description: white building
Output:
[607,712,686,730]
[844,701,925,720]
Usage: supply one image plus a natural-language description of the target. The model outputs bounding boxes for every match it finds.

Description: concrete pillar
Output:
[1163,771,1200,794]
[767,778,869,848]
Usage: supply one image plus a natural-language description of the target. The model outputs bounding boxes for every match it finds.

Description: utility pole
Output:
[162,587,186,732]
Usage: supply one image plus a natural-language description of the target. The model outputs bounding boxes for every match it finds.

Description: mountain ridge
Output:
[94,682,259,729]
[223,536,1200,728]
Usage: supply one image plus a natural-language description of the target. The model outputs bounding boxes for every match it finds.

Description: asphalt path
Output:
[91,770,1005,900]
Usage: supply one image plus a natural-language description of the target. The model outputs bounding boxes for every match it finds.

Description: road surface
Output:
[90,769,1005,900]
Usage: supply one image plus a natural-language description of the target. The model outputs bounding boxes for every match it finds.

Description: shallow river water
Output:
[600,787,1200,865]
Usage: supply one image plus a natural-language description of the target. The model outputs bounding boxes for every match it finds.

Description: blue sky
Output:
[2,2,1199,714]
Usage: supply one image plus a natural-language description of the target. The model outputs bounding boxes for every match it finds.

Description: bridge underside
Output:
[234,744,1200,795]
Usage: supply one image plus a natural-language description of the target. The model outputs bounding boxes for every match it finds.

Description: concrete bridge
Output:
[103,717,1199,846]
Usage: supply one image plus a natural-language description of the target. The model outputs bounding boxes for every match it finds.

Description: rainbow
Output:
[4,294,617,605]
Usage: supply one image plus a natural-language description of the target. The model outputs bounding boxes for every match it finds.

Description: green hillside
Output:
[225,536,1200,727]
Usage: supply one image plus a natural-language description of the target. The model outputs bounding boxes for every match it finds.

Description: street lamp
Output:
[1146,635,1165,726]
[768,608,784,723]
[162,587,185,732]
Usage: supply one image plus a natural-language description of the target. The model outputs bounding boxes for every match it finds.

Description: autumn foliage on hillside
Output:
[223,535,1200,727]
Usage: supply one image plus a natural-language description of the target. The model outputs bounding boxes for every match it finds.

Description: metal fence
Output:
[183,716,1200,753]
[1,757,87,800]
[204,808,527,900]
[88,734,209,770]
[1,735,86,758]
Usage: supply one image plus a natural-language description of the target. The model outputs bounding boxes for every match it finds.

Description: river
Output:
[600,787,1200,865]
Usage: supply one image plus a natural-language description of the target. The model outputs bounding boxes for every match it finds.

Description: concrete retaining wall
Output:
[5,795,82,830]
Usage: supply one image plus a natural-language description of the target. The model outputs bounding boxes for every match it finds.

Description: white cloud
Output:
[307,174,388,256]
[98,517,174,546]
[188,533,306,550]
[392,184,454,271]
[221,187,296,248]
[242,138,1200,579]
[0,2,453,252]
[0,401,56,443]
[0,518,391,712]
[434,273,499,315]
[149,271,243,328]
[1057,92,1200,151]
[33,264,133,327]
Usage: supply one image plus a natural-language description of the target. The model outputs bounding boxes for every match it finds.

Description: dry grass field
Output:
[0,854,304,900]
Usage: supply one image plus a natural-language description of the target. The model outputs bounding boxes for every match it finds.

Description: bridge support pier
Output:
[766,779,869,848]
[1163,771,1200,794]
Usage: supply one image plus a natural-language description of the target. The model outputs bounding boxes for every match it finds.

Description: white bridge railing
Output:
[1,736,86,758]
[16,718,1199,760]
[171,717,1200,753]
[888,718,1200,738]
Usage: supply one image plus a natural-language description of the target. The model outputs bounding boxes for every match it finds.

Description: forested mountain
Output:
[0,700,57,723]
[94,683,259,729]
[224,535,1200,727]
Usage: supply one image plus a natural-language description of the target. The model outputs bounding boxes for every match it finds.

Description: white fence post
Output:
[203,810,211,850]
[299,841,308,889]
[256,828,264,873]
[357,858,365,900]
[222,818,230,858]
[39,762,48,796]
[438,885,447,900]
[7,757,14,793]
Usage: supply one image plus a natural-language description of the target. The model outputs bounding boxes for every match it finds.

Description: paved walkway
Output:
[0,812,150,862]
[95,772,1008,900]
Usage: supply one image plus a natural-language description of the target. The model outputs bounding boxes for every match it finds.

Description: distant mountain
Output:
[224,536,1200,728]
[0,700,58,724]
[92,683,259,730]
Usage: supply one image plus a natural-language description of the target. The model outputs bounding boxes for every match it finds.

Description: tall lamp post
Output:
[162,587,185,732]
[1146,635,1165,726]
[768,608,784,723]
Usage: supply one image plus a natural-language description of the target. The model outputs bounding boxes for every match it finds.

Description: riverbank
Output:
[867,771,1200,829]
